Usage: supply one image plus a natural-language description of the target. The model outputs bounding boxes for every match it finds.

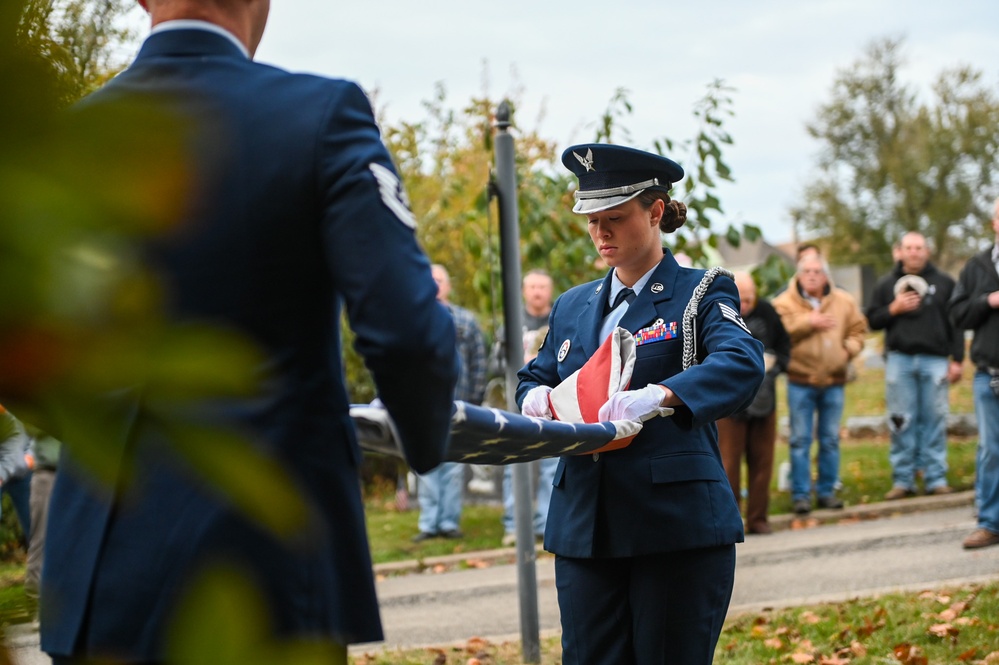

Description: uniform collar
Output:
[607,264,657,308]
[138,21,249,60]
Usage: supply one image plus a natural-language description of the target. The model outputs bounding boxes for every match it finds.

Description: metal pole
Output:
[493,99,540,664]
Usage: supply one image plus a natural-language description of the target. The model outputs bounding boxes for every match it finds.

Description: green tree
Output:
[17,0,138,105]
[792,37,999,273]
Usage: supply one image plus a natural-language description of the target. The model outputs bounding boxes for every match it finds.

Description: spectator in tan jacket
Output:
[773,254,868,515]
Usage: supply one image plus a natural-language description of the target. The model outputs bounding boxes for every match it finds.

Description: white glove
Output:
[598,384,675,423]
[521,385,553,419]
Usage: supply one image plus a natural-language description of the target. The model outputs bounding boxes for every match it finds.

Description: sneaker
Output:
[747,521,773,535]
[962,528,999,550]
[816,495,844,510]
[439,529,464,539]
[884,486,915,500]
[501,533,516,547]
[467,478,496,494]
[927,485,954,496]
[793,498,812,515]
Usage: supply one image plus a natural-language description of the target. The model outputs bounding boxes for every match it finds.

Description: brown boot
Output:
[962,528,999,549]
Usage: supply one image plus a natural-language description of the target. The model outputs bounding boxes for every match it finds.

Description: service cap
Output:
[561,143,684,214]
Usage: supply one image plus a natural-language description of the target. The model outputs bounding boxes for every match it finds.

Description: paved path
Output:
[8,493,998,662]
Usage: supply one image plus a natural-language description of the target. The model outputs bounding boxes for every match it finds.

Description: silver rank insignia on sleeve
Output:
[369,162,417,229]
[718,302,751,334]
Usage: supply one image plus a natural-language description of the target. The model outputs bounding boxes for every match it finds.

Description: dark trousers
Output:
[717,412,776,532]
[555,545,736,665]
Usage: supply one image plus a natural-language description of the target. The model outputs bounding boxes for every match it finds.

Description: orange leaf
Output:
[928,623,958,639]
[790,653,815,664]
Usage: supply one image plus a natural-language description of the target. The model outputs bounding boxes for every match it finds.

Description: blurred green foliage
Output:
[792,37,999,273]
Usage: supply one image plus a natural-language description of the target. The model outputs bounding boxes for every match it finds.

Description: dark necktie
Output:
[605,288,636,316]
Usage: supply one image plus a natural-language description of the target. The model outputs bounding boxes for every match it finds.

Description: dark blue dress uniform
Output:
[40,26,458,662]
[517,144,764,664]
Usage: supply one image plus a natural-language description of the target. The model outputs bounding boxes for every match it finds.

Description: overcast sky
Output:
[234,2,999,244]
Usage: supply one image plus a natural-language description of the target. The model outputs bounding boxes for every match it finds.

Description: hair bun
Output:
[660,200,687,233]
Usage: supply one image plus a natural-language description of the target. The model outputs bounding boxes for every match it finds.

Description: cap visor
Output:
[571,191,643,214]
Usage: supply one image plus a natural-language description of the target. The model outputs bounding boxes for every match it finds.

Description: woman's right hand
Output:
[521,385,553,419]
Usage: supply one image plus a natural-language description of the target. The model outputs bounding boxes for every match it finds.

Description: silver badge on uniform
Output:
[650,282,664,294]
[557,339,571,362]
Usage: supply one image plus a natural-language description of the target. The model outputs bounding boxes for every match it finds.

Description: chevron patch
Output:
[719,302,751,334]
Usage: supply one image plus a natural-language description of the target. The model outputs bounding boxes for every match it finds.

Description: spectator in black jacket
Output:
[949,200,999,549]
[717,271,791,534]
[866,232,963,500]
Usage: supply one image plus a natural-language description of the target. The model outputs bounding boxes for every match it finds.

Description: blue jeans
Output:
[787,382,844,501]
[416,462,463,534]
[973,372,999,533]
[885,352,950,491]
[502,458,558,536]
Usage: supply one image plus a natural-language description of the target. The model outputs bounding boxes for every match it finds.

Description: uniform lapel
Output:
[619,251,679,332]
[577,272,616,358]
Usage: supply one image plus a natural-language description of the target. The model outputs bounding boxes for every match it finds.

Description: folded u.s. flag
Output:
[547,326,639,454]
[350,327,643,464]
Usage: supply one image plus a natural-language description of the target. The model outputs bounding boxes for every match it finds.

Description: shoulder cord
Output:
[681,267,734,370]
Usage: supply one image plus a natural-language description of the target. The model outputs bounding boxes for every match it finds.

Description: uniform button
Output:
[592,453,600,462]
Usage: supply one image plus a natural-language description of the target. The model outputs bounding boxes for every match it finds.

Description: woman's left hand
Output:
[521,385,554,419]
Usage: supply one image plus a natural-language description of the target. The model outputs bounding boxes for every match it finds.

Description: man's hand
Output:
[947,360,963,384]
[808,310,837,331]
[988,290,999,309]
[521,385,553,419]
[889,290,922,316]
[598,384,675,423]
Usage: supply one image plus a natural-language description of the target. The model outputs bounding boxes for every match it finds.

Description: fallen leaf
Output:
[849,641,866,657]
[982,651,999,664]
[893,643,928,665]
[751,624,769,638]
[927,623,959,639]
[819,656,850,665]
[800,611,822,624]
[464,637,490,653]
[956,647,978,661]
[465,559,491,569]
[790,653,815,664]
[763,637,783,649]
[432,564,447,574]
